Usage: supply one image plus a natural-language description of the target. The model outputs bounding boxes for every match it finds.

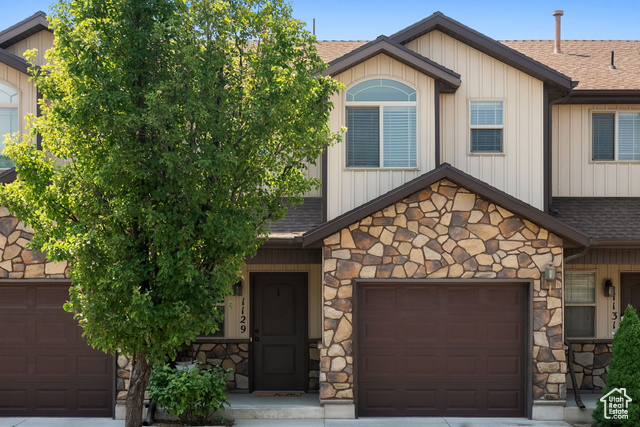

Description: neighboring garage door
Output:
[357,282,526,417]
[0,282,113,417]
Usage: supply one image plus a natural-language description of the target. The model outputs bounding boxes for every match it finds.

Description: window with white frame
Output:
[592,111,640,161]
[470,101,503,153]
[345,79,417,168]
[565,271,596,338]
[0,82,18,168]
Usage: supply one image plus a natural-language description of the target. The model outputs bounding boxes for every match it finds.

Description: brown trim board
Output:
[302,163,590,247]
[0,11,50,49]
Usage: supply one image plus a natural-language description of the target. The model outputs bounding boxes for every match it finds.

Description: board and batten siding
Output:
[303,155,322,197]
[552,104,640,197]
[5,30,54,67]
[223,264,322,340]
[406,30,546,210]
[326,54,436,220]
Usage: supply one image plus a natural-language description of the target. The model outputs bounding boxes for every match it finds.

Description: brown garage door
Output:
[357,282,526,417]
[0,282,113,417]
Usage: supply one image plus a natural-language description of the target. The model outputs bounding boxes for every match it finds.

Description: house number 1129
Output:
[240,297,246,333]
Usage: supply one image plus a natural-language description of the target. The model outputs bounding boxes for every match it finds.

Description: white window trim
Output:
[0,80,20,170]
[344,79,419,170]
[565,270,597,339]
[468,99,505,155]
[590,109,640,163]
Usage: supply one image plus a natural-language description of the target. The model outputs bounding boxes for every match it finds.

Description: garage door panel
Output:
[0,283,113,417]
[403,286,439,310]
[487,355,522,375]
[0,286,28,308]
[361,286,397,309]
[357,282,526,417]
[0,320,27,342]
[0,390,28,410]
[35,355,68,376]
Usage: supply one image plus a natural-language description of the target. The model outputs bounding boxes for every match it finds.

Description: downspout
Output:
[563,242,592,409]
[434,82,441,167]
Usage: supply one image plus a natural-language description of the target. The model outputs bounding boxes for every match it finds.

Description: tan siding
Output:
[565,263,640,339]
[0,64,38,144]
[326,54,435,219]
[407,31,546,209]
[303,155,322,197]
[553,104,640,197]
[5,30,53,66]
[228,264,321,340]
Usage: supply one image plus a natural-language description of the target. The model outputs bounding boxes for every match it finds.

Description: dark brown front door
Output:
[0,282,113,417]
[251,273,307,391]
[357,282,527,417]
[621,273,640,317]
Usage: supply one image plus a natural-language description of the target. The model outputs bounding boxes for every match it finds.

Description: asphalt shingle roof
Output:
[553,197,640,241]
[268,197,324,237]
[501,40,640,90]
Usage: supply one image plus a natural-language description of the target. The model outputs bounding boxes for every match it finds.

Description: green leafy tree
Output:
[593,305,640,426]
[0,1,340,425]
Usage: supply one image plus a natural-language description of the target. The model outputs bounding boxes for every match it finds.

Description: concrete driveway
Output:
[0,417,574,427]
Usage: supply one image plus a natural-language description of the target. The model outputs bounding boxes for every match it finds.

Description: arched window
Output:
[0,82,18,168]
[345,79,416,168]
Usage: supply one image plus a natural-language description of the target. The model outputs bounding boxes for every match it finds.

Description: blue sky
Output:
[2,1,639,41]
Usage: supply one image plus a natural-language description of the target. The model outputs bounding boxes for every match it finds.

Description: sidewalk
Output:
[0,417,573,427]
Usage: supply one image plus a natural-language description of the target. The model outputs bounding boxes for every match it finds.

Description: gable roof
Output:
[0,11,50,49]
[303,163,591,248]
[388,12,573,92]
[323,36,461,93]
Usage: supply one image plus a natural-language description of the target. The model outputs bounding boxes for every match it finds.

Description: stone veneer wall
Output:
[320,179,566,402]
[116,340,321,402]
[566,342,612,390]
[0,211,68,278]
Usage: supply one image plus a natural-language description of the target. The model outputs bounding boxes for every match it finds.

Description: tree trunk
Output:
[125,351,153,427]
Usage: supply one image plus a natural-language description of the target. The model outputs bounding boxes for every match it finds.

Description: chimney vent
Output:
[553,10,564,54]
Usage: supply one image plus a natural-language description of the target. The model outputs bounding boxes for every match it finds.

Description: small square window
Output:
[470,101,503,153]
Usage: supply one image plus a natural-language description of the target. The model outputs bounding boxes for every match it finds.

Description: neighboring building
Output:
[1,9,639,421]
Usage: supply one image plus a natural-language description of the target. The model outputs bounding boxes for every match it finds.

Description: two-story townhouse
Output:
[0,9,637,422]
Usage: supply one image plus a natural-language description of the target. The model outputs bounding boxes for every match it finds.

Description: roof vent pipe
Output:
[553,10,563,54]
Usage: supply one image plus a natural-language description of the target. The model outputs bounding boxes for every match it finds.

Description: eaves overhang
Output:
[389,12,573,92]
[0,11,50,49]
[0,48,30,74]
[303,163,591,248]
[323,36,461,93]
[561,90,640,104]
[0,167,17,184]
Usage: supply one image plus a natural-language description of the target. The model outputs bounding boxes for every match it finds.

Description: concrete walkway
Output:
[0,417,573,427]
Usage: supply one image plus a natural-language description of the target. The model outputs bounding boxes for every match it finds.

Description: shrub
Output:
[592,305,640,426]
[148,362,229,426]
